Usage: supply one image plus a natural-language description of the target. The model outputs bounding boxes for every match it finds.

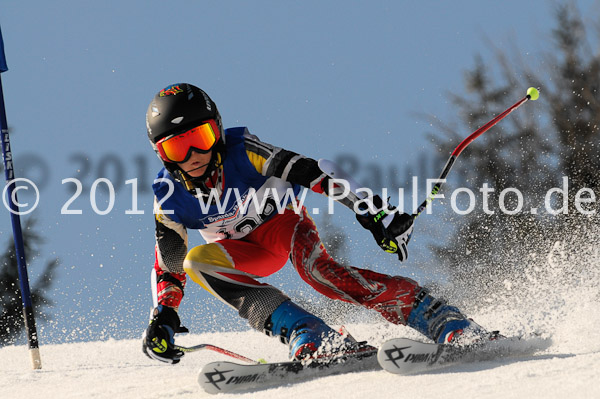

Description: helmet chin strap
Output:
[183,156,222,190]
[182,161,211,175]
[175,146,225,195]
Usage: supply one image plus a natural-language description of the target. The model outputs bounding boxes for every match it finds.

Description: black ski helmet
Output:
[146,83,225,185]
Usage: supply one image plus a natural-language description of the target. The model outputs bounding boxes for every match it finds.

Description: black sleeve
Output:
[154,198,188,274]
[244,133,330,191]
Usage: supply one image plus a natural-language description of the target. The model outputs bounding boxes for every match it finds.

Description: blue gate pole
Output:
[0,24,42,369]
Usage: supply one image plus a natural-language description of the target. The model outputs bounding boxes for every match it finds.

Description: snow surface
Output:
[2,253,600,398]
[1,325,598,399]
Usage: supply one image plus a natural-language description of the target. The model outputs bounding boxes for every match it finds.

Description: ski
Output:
[198,348,380,394]
[197,335,550,393]
[377,336,551,375]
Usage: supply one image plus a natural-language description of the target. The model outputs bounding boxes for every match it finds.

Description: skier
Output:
[142,83,495,364]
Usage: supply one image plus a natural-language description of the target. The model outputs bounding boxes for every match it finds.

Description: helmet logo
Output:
[159,85,183,97]
[151,105,160,118]
[171,116,184,124]
[200,90,212,111]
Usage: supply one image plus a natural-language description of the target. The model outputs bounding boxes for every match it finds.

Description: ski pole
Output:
[0,24,42,370]
[318,87,539,218]
[413,87,540,217]
[174,343,262,364]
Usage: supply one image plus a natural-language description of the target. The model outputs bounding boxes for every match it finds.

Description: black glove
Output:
[355,195,414,262]
[142,305,184,364]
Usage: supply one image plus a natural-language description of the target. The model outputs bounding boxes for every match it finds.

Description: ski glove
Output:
[142,305,184,364]
[355,195,414,262]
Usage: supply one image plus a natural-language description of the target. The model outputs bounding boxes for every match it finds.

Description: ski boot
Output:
[264,300,372,361]
[407,289,499,346]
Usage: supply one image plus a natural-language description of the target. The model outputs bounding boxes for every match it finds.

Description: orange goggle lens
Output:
[157,121,219,163]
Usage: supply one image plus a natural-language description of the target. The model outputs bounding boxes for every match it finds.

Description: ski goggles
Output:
[156,120,220,163]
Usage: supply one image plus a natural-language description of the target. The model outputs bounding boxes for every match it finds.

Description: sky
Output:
[1,0,599,344]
